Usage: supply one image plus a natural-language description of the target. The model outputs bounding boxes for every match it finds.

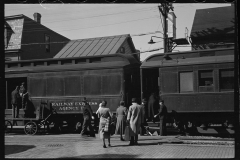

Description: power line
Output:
[20,15,159,33]
[6,6,156,25]
[5,30,164,47]
[46,7,156,24]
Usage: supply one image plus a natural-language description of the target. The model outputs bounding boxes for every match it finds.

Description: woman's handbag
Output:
[124,125,131,141]
[104,118,110,132]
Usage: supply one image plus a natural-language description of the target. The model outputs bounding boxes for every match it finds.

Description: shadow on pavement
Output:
[110,142,158,147]
[59,153,138,159]
[5,145,35,155]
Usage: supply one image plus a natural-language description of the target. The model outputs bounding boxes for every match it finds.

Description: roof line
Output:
[70,34,131,41]
[5,14,24,19]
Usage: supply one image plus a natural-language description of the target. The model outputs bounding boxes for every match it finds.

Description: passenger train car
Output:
[5,54,141,131]
[141,47,235,133]
[5,47,236,134]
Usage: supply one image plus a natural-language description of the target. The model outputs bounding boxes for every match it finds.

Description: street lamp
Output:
[148,36,164,44]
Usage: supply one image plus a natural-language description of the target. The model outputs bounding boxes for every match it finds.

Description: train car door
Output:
[141,68,159,101]
[5,77,27,123]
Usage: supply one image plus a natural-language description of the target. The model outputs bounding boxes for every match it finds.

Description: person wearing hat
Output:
[140,98,147,135]
[115,101,128,141]
[154,100,168,136]
[19,82,30,117]
[80,98,95,137]
[148,92,159,122]
[127,98,144,145]
[11,86,21,119]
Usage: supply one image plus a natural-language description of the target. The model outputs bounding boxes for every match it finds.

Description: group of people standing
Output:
[11,82,29,118]
[79,96,167,149]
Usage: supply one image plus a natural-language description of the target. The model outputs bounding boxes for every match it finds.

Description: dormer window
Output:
[4,24,12,49]
[45,34,50,52]
[119,47,125,53]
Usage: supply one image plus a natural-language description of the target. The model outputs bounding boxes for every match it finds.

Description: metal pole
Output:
[164,4,168,53]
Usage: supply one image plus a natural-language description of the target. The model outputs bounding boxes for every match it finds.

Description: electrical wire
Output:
[6,6,156,25]
[5,30,164,46]
[20,15,159,33]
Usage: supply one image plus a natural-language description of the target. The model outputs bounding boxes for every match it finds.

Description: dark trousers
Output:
[140,124,146,135]
[130,134,138,144]
[12,104,19,118]
[159,119,167,136]
[80,116,95,136]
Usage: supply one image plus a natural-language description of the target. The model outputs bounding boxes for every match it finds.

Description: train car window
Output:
[198,70,214,92]
[180,72,193,92]
[219,69,234,91]
[161,72,178,93]
[64,76,81,96]
[83,75,101,95]
[29,78,46,97]
[102,75,121,95]
[46,77,64,96]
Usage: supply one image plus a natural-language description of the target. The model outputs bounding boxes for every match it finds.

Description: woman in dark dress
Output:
[98,100,112,148]
[115,101,128,141]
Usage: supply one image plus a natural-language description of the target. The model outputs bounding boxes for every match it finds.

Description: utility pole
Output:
[158,3,174,53]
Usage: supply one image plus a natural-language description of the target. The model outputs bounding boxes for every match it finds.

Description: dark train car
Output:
[141,48,235,131]
[5,54,141,131]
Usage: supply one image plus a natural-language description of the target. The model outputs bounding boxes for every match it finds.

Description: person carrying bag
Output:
[124,121,131,141]
[98,100,112,148]
[103,117,110,132]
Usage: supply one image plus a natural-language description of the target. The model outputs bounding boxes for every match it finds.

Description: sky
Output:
[5,3,231,61]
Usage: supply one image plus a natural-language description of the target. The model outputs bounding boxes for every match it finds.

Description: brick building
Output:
[5,13,70,61]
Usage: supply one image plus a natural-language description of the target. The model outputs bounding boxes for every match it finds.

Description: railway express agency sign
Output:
[51,101,98,112]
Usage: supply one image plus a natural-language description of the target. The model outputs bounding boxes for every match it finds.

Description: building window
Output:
[45,34,50,52]
[4,26,12,49]
[198,70,214,92]
[119,47,125,53]
[219,69,234,91]
[180,72,193,92]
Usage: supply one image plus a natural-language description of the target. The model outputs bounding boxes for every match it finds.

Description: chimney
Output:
[33,13,41,24]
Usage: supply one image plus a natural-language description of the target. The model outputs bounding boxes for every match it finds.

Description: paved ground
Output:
[5,132,235,159]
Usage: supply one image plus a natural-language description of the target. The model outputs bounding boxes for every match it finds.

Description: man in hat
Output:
[80,98,95,137]
[140,98,147,135]
[148,92,159,122]
[11,86,21,118]
[154,100,168,136]
[127,98,144,145]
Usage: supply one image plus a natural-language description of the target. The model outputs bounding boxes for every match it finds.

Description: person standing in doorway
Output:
[154,100,168,136]
[11,86,21,118]
[140,98,147,135]
[148,92,158,122]
[115,101,128,141]
[127,98,144,145]
[19,82,28,109]
[80,98,95,137]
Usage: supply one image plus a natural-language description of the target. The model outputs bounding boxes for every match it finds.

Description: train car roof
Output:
[141,48,234,68]
[5,54,140,74]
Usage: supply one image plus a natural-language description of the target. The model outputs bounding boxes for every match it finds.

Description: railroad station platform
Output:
[5,133,236,159]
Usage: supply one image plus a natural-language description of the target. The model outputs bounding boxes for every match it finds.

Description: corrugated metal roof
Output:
[54,34,134,58]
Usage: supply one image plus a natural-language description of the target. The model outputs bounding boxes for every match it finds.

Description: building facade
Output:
[5,13,70,61]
